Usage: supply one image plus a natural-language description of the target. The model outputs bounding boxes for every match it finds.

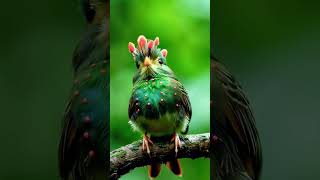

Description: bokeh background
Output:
[0,0,84,179]
[110,0,210,179]
[213,0,320,179]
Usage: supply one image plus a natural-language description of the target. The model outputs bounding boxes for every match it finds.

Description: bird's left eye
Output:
[158,59,163,65]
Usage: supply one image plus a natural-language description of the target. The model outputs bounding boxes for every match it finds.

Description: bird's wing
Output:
[128,94,137,121]
[179,84,192,134]
[58,100,85,179]
[212,58,262,179]
[59,84,109,179]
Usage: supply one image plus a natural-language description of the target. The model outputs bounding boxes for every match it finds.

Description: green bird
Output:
[211,56,262,180]
[58,0,109,179]
[127,35,192,178]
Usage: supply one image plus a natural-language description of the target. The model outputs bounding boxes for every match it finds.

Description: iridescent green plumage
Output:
[128,35,191,178]
[129,76,190,136]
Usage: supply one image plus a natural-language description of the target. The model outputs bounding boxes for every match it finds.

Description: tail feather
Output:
[148,163,161,178]
[166,159,182,177]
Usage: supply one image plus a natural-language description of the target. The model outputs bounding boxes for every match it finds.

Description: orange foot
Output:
[142,133,153,156]
[171,133,181,157]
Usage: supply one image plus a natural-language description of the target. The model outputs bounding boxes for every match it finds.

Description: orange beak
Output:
[144,57,152,67]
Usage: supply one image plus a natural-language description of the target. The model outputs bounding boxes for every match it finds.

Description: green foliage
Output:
[110,0,210,179]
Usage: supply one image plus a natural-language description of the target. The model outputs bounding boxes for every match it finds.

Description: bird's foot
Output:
[171,133,181,157]
[142,133,153,157]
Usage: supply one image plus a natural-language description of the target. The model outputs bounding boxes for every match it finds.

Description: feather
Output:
[148,163,162,178]
[212,57,262,180]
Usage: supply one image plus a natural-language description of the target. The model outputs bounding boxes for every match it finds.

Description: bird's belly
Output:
[132,113,181,137]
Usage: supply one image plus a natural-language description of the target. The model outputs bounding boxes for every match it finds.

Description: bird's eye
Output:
[158,59,163,65]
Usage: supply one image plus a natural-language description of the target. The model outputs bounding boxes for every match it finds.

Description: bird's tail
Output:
[148,163,161,178]
[166,159,182,177]
[148,159,182,178]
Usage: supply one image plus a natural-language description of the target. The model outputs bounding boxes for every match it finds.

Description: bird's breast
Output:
[129,77,186,135]
[132,77,182,118]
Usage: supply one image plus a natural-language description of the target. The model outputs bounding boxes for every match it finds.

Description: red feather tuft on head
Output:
[148,40,154,49]
[137,35,147,48]
[154,37,159,46]
[128,42,135,53]
[161,49,168,57]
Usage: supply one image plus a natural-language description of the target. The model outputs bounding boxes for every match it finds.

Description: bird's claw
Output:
[171,133,181,157]
[142,133,153,157]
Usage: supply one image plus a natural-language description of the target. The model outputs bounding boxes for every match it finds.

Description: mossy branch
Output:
[110,133,210,179]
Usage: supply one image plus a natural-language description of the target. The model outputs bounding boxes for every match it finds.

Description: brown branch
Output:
[110,133,210,179]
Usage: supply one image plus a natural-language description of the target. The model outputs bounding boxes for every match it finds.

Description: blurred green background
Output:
[213,0,320,179]
[0,0,84,179]
[110,0,210,179]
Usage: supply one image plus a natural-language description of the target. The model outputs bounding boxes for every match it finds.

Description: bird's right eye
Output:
[158,59,163,65]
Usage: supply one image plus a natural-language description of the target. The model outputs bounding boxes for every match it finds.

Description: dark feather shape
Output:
[58,64,109,180]
[58,0,109,179]
[179,85,192,134]
[59,103,80,178]
[212,57,262,180]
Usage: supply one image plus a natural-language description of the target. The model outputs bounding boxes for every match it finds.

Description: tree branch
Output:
[110,133,210,179]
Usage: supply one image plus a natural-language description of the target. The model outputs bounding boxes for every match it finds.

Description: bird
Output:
[58,0,109,179]
[127,35,192,178]
[211,56,262,180]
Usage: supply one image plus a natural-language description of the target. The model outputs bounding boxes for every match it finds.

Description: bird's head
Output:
[82,0,109,24]
[128,35,174,82]
[72,0,109,72]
